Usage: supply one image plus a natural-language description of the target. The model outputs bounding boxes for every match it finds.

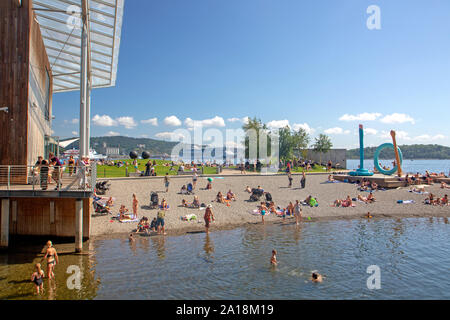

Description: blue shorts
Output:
[156,218,165,227]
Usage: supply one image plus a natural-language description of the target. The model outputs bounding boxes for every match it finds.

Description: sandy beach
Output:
[90,173,450,239]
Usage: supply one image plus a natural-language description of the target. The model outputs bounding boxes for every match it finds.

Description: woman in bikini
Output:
[132,194,139,218]
[31,263,45,295]
[43,241,58,280]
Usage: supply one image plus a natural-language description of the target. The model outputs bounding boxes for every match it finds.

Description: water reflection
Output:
[151,236,166,260]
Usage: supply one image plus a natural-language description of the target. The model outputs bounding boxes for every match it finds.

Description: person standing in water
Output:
[204,205,215,234]
[294,200,302,225]
[43,241,58,280]
[270,250,278,265]
[31,263,45,295]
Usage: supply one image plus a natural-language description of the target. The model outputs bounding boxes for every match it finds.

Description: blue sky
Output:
[53,0,450,148]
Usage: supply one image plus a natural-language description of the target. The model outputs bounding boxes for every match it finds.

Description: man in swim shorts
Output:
[156,210,166,235]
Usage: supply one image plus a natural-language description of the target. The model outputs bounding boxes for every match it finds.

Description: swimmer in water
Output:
[270,250,278,266]
[129,233,134,242]
[367,212,373,219]
[311,272,323,283]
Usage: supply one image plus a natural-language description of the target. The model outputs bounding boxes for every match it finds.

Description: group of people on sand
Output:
[424,193,448,206]
[30,241,58,295]
[258,199,303,225]
[359,179,378,191]
[216,190,236,204]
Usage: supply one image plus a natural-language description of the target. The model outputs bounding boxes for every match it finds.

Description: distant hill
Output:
[64,136,178,156]
[346,144,450,160]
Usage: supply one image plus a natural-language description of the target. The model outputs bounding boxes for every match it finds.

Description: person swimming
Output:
[311,272,323,283]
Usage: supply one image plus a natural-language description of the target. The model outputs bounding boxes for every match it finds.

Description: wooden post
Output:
[1,199,10,248]
[75,199,83,253]
[390,130,403,177]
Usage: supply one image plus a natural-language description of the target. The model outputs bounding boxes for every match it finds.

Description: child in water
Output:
[311,272,323,283]
[270,250,278,266]
[31,263,45,295]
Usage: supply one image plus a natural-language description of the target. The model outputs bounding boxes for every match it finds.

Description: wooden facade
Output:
[0,197,91,240]
[0,0,53,167]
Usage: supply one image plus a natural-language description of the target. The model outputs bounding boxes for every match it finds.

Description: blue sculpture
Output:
[349,124,374,177]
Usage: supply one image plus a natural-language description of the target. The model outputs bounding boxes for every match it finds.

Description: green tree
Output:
[278,126,294,161]
[292,128,310,159]
[313,134,333,165]
[242,117,269,161]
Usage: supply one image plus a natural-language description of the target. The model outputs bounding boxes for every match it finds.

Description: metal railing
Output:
[0,165,96,192]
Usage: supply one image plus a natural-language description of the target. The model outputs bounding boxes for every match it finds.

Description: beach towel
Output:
[326,180,341,183]
[119,218,139,223]
[181,214,197,221]
[249,209,271,216]
[409,190,429,195]
[397,200,416,204]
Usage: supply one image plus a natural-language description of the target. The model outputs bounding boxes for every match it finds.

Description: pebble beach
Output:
[90,173,450,239]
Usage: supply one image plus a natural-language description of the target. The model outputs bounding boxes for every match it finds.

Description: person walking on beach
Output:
[204,205,215,234]
[164,173,170,192]
[301,171,306,189]
[288,171,293,188]
[43,241,58,280]
[31,263,45,295]
[259,202,268,224]
[132,194,139,218]
[192,171,198,190]
[294,200,302,225]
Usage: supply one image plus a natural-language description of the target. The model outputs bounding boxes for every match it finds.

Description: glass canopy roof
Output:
[32,0,124,93]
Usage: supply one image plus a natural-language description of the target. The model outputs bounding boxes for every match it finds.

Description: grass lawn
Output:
[96,159,221,178]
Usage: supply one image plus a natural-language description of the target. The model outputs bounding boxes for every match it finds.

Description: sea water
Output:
[1,217,449,300]
[347,159,450,175]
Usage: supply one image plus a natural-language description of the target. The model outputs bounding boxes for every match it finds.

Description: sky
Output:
[52,0,450,149]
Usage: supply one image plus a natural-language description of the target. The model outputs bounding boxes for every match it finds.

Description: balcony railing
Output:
[0,165,96,192]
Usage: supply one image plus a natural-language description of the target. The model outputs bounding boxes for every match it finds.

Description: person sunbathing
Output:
[366,192,375,203]
[106,197,114,207]
[286,202,294,216]
[226,190,236,201]
[357,194,368,203]
[206,182,212,190]
[342,195,353,207]
[371,182,378,190]
[328,175,335,182]
[441,182,450,189]
[216,192,225,203]
[181,199,189,207]
[245,186,252,193]
[268,202,277,214]
[192,196,200,208]
[442,194,448,205]
[411,186,426,193]
[180,185,188,194]
[119,205,133,220]
[424,194,436,205]
[334,199,343,207]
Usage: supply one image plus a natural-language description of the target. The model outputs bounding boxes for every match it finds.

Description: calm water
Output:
[347,159,450,175]
[1,217,450,300]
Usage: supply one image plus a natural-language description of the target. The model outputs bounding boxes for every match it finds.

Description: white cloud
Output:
[267,119,290,129]
[106,131,120,137]
[185,116,226,128]
[92,115,118,127]
[141,118,158,126]
[364,128,378,135]
[71,118,79,124]
[116,116,137,129]
[71,131,78,136]
[292,123,315,134]
[339,112,382,121]
[228,117,249,123]
[155,131,185,140]
[380,113,415,124]
[164,116,182,127]
[379,130,445,142]
[324,127,351,135]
